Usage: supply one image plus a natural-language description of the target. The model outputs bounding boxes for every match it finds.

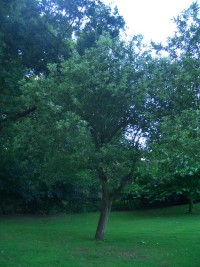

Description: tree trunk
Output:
[94,167,134,240]
[95,168,112,241]
[95,196,112,241]
[188,193,194,214]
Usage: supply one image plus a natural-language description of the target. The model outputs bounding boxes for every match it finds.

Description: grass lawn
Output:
[0,204,200,267]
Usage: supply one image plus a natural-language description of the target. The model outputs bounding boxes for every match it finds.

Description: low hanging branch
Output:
[0,106,37,129]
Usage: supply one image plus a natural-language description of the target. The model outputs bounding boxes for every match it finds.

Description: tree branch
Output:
[110,169,134,200]
[1,106,37,124]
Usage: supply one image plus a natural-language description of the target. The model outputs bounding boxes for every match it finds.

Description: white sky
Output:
[102,0,199,43]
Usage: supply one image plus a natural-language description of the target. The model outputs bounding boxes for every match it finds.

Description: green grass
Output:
[0,204,200,267]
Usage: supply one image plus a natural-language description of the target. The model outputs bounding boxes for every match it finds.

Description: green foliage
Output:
[167,1,200,58]
[21,35,158,211]
[126,2,200,208]
[76,1,125,54]
[143,108,200,204]
[0,0,124,128]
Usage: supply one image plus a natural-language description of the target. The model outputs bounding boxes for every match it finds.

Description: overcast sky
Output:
[101,0,199,43]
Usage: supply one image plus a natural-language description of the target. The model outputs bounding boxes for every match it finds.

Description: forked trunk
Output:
[94,167,133,240]
[95,197,112,240]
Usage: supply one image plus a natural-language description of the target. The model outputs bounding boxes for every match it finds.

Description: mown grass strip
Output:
[0,204,200,267]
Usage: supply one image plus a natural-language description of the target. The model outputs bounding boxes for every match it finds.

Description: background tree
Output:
[122,2,200,212]
[144,2,200,213]
[143,108,200,213]
[0,0,125,215]
[0,0,124,128]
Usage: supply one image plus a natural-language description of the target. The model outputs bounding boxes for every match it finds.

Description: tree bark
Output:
[95,168,112,241]
[95,196,112,241]
[94,167,134,240]
[188,193,194,214]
